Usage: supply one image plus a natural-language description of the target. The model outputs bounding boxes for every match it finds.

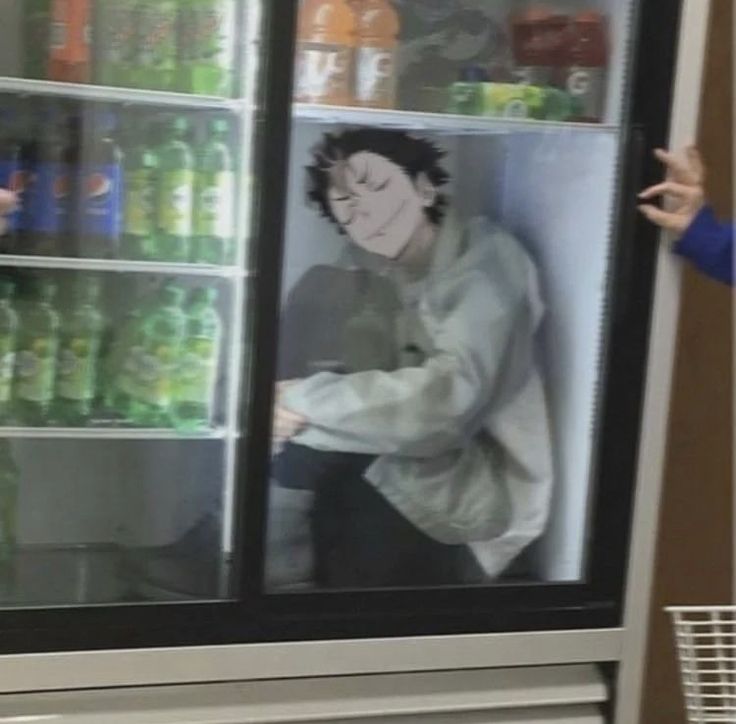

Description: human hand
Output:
[272,380,307,449]
[0,190,18,237]
[638,146,705,236]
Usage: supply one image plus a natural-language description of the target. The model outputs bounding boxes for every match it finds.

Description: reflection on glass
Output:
[267,128,553,590]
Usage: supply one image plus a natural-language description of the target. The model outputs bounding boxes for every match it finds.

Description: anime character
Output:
[268,128,553,589]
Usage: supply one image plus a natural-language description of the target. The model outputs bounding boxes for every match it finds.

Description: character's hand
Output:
[272,381,307,450]
[0,190,18,237]
[638,146,705,236]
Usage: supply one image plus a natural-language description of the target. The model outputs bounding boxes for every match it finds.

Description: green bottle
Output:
[178,0,237,97]
[55,275,104,426]
[173,287,221,430]
[14,278,60,426]
[0,440,18,582]
[94,0,138,87]
[105,304,145,419]
[129,283,186,427]
[23,0,51,80]
[122,121,159,260]
[155,117,194,262]
[192,118,235,265]
[133,0,179,91]
[0,281,18,424]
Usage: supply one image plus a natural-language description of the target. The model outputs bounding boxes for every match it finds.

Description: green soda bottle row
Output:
[122,115,235,266]
[0,275,222,430]
[107,283,222,431]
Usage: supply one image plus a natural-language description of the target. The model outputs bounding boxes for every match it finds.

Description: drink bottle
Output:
[14,277,60,426]
[155,117,194,262]
[94,0,138,87]
[55,274,103,425]
[0,108,27,253]
[128,283,186,427]
[77,110,124,259]
[122,119,159,260]
[354,0,400,109]
[0,441,19,582]
[24,106,74,257]
[105,303,145,418]
[192,118,234,265]
[173,287,221,430]
[134,0,179,91]
[564,11,609,123]
[48,0,92,83]
[295,0,357,105]
[510,5,569,87]
[178,0,237,96]
[23,0,52,80]
[0,280,18,423]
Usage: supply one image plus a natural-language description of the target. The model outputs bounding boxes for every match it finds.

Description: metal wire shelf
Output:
[669,606,736,723]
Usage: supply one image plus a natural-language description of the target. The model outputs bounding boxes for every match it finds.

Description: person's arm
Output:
[639,146,734,286]
[674,207,734,285]
[0,190,17,237]
[281,268,528,458]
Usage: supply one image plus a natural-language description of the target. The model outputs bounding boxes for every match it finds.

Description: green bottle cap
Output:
[75,274,101,302]
[171,116,190,136]
[189,287,218,307]
[0,279,15,300]
[36,279,57,303]
[209,118,230,137]
[160,283,186,307]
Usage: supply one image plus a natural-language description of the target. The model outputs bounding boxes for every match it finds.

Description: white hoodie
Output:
[283,213,554,578]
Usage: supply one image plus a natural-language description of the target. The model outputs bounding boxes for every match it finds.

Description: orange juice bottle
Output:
[354,0,400,109]
[295,0,356,106]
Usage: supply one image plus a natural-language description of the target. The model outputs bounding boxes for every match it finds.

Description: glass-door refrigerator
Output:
[0,0,711,721]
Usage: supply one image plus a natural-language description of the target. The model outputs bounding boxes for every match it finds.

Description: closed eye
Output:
[369,178,390,192]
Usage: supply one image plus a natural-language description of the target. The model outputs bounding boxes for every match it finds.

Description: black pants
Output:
[274,444,485,588]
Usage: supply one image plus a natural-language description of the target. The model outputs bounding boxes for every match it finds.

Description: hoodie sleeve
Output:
[674,207,734,286]
[282,253,532,459]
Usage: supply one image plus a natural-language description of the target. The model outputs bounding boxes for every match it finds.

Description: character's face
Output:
[327,151,437,259]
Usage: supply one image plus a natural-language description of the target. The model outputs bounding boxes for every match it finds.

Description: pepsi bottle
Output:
[77,110,124,260]
[23,104,74,258]
[0,106,26,254]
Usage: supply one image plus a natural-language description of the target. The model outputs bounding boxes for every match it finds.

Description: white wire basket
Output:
[668,606,736,723]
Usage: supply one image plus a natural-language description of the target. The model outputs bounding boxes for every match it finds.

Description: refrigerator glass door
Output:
[265,0,639,593]
[0,0,260,608]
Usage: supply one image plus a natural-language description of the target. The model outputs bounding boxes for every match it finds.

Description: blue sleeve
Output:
[674,207,734,285]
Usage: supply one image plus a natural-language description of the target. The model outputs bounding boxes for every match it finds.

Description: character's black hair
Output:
[306,129,450,228]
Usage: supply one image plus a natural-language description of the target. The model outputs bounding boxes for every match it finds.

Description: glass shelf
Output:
[0,254,248,278]
[0,426,228,440]
[0,77,247,111]
[292,103,618,136]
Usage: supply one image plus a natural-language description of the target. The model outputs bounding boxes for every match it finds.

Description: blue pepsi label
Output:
[79,164,123,240]
[26,162,71,234]
[0,159,26,232]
